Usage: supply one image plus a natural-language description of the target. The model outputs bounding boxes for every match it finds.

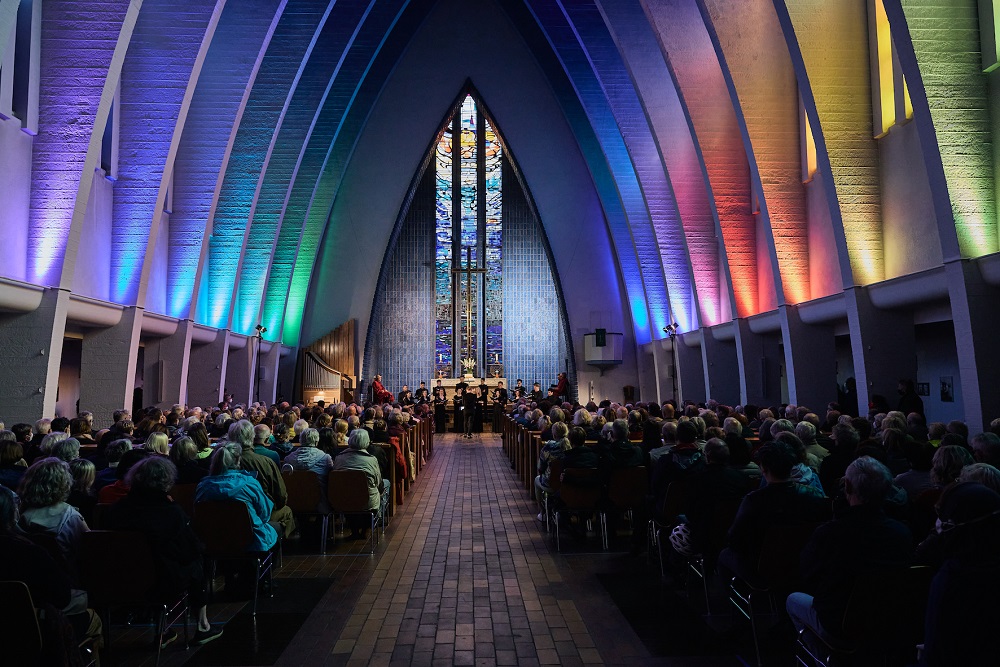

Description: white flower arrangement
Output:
[461,358,476,372]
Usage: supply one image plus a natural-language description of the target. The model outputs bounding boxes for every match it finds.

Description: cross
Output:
[451,246,486,371]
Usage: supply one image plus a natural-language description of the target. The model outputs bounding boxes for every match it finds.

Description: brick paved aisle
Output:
[278,432,657,667]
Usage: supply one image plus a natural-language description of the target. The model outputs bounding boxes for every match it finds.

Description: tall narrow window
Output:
[800,98,817,183]
[869,0,913,138]
[434,93,503,378]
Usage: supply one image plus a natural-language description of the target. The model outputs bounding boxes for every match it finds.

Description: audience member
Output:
[333,430,387,540]
[786,457,912,644]
[104,456,224,645]
[534,422,571,522]
[284,428,334,513]
[919,482,1000,666]
[169,436,208,485]
[719,441,829,580]
[17,457,90,563]
[196,442,279,550]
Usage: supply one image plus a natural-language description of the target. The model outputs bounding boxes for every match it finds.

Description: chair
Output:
[90,502,113,529]
[729,522,820,667]
[647,481,688,579]
[328,469,384,555]
[605,466,648,539]
[77,530,189,665]
[795,566,934,667]
[685,496,743,615]
[193,500,277,616]
[0,580,44,664]
[540,459,563,534]
[552,468,606,552]
[281,470,332,553]
[168,484,197,518]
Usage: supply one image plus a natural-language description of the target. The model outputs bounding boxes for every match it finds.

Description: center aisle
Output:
[276,432,655,667]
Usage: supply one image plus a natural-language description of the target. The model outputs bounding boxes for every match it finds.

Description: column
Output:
[675,332,706,404]
[947,259,1000,433]
[702,325,741,405]
[187,328,229,409]
[141,319,194,409]
[79,306,142,427]
[733,318,782,407]
[225,334,252,406]
[780,304,838,412]
[0,287,70,423]
[844,286,917,418]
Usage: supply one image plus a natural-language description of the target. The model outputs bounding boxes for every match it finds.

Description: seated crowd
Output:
[516,392,1000,665]
[0,398,427,662]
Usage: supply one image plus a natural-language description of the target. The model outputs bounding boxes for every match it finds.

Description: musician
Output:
[491,381,509,432]
[512,379,526,400]
[397,385,414,406]
[453,388,465,433]
[433,387,448,433]
[530,382,543,403]
[463,386,479,438]
[550,372,569,402]
[491,381,509,407]
[372,375,392,404]
[414,381,430,404]
[478,379,489,406]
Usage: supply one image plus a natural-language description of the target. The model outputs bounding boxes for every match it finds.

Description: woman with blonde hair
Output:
[144,431,170,456]
[333,419,349,449]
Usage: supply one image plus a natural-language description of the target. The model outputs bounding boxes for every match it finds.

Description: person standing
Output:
[414,382,430,405]
[477,379,489,432]
[463,386,479,438]
[433,387,448,433]
[491,381,509,431]
[453,388,466,433]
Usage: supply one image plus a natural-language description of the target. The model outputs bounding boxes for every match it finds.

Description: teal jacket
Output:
[196,470,277,551]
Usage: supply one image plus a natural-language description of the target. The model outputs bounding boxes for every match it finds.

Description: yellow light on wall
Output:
[800,99,817,183]
[872,0,895,137]
[902,75,913,120]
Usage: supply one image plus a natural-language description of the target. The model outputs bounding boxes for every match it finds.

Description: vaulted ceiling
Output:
[3,0,993,353]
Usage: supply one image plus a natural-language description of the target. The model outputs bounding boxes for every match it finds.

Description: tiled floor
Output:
[124,432,738,666]
[276,432,668,667]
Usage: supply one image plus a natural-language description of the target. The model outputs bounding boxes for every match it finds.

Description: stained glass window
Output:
[434,94,503,378]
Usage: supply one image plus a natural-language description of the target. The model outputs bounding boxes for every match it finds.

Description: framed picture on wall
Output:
[917,382,930,397]
[940,376,954,403]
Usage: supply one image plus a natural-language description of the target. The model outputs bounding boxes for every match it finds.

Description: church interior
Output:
[2,0,1000,664]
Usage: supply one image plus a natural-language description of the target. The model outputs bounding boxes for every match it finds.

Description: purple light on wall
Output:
[28,0,133,288]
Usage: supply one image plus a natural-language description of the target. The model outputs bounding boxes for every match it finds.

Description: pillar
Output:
[702,325,740,405]
[844,286,917,418]
[225,334,252,406]
[780,304,837,412]
[0,288,69,423]
[676,332,706,404]
[734,318,783,408]
[141,319,194,410]
[947,259,1000,433]
[257,340,281,406]
[79,306,142,427]
[187,329,229,410]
